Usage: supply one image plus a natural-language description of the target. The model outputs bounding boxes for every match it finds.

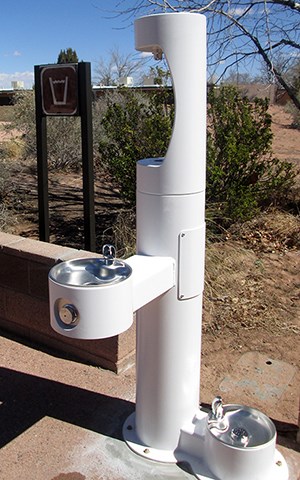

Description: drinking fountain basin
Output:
[49,246,133,339]
[204,397,286,480]
[207,397,276,448]
[49,257,131,287]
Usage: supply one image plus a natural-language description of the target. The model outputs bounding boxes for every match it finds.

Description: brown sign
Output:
[41,64,79,116]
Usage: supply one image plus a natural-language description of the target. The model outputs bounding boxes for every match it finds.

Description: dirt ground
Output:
[270,105,300,166]
[0,105,300,450]
[200,106,300,446]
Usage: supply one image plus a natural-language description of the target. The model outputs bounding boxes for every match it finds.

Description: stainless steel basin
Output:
[49,257,132,287]
[207,403,276,448]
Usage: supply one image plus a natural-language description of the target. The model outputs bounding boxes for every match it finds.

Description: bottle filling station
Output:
[48,13,289,480]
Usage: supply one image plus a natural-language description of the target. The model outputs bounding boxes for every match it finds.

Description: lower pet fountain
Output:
[196,397,287,480]
[124,396,288,480]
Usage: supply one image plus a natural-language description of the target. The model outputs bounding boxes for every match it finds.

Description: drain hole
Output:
[266,360,272,365]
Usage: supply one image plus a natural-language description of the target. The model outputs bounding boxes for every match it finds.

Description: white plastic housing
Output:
[205,430,277,480]
[135,13,206,195]
[126,255,175,312]
[49,275,133,339]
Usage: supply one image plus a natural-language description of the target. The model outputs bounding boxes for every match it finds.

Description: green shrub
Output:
[100,85,296,222]
[10,91,36,160]
[6,85,297,230]
[99,89,174,204]
[207,86,296,224]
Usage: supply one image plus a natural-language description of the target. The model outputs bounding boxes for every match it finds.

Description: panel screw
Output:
[276,460,282,467]
[143,448,150,454]
[127,425,133,431]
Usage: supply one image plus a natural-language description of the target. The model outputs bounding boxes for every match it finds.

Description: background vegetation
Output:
[0,83,298,245]
[99,85,297,226]
[206,86,296,224]
[99,88,174,203]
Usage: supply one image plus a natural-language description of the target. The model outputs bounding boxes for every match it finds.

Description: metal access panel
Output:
[178,225,205,300]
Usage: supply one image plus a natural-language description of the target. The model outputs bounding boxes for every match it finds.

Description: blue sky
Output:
[0,0,137,89]
[1,1,295,89]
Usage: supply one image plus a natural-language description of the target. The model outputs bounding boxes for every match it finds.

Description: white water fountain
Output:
[49,12,289,480]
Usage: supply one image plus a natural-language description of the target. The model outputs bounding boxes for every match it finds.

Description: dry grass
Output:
[228,209,300,252]
[0,138,25,159]
[102,208,136,259]
[204,243,264,334]
[203,211,300,339]
[0,106,15,122]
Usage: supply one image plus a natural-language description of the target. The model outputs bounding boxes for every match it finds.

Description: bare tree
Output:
[108,0,300,109]
[94,46,148,85]
[222,69,258,84]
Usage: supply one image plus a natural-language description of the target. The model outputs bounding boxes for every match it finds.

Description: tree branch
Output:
[217,8,300,108]
[107,0,300,108]
[271,0,300,11]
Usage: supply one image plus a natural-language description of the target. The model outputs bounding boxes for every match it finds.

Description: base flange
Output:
[123,413,177,463]
[123,411,289,480]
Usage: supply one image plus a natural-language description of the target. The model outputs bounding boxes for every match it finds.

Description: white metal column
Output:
[130,12,207,454]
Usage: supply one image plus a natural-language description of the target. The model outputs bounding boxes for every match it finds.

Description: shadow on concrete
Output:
[0,366,298,460]
[271,418,300,453]
[0,367,134,448]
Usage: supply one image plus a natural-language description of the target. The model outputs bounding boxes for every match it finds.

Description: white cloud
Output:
[0,71,34,89]
[2,50,22,58]
[140,51,153,58]
[228,7,249,16]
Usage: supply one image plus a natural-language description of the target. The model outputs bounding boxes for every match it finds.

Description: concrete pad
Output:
[219,351,297,403]
[0,406,194,480]
[0,335,299,479]
[1,416,194,480]
[0,335,194,480]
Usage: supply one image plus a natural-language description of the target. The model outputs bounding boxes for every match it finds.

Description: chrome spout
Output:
[102,244,116,266]
[212,396,224,421]
[208,396,228,432]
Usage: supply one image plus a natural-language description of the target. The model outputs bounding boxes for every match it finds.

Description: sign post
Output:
[34,65,49,243]
[34,62,96,252]
[78,62,96,253]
